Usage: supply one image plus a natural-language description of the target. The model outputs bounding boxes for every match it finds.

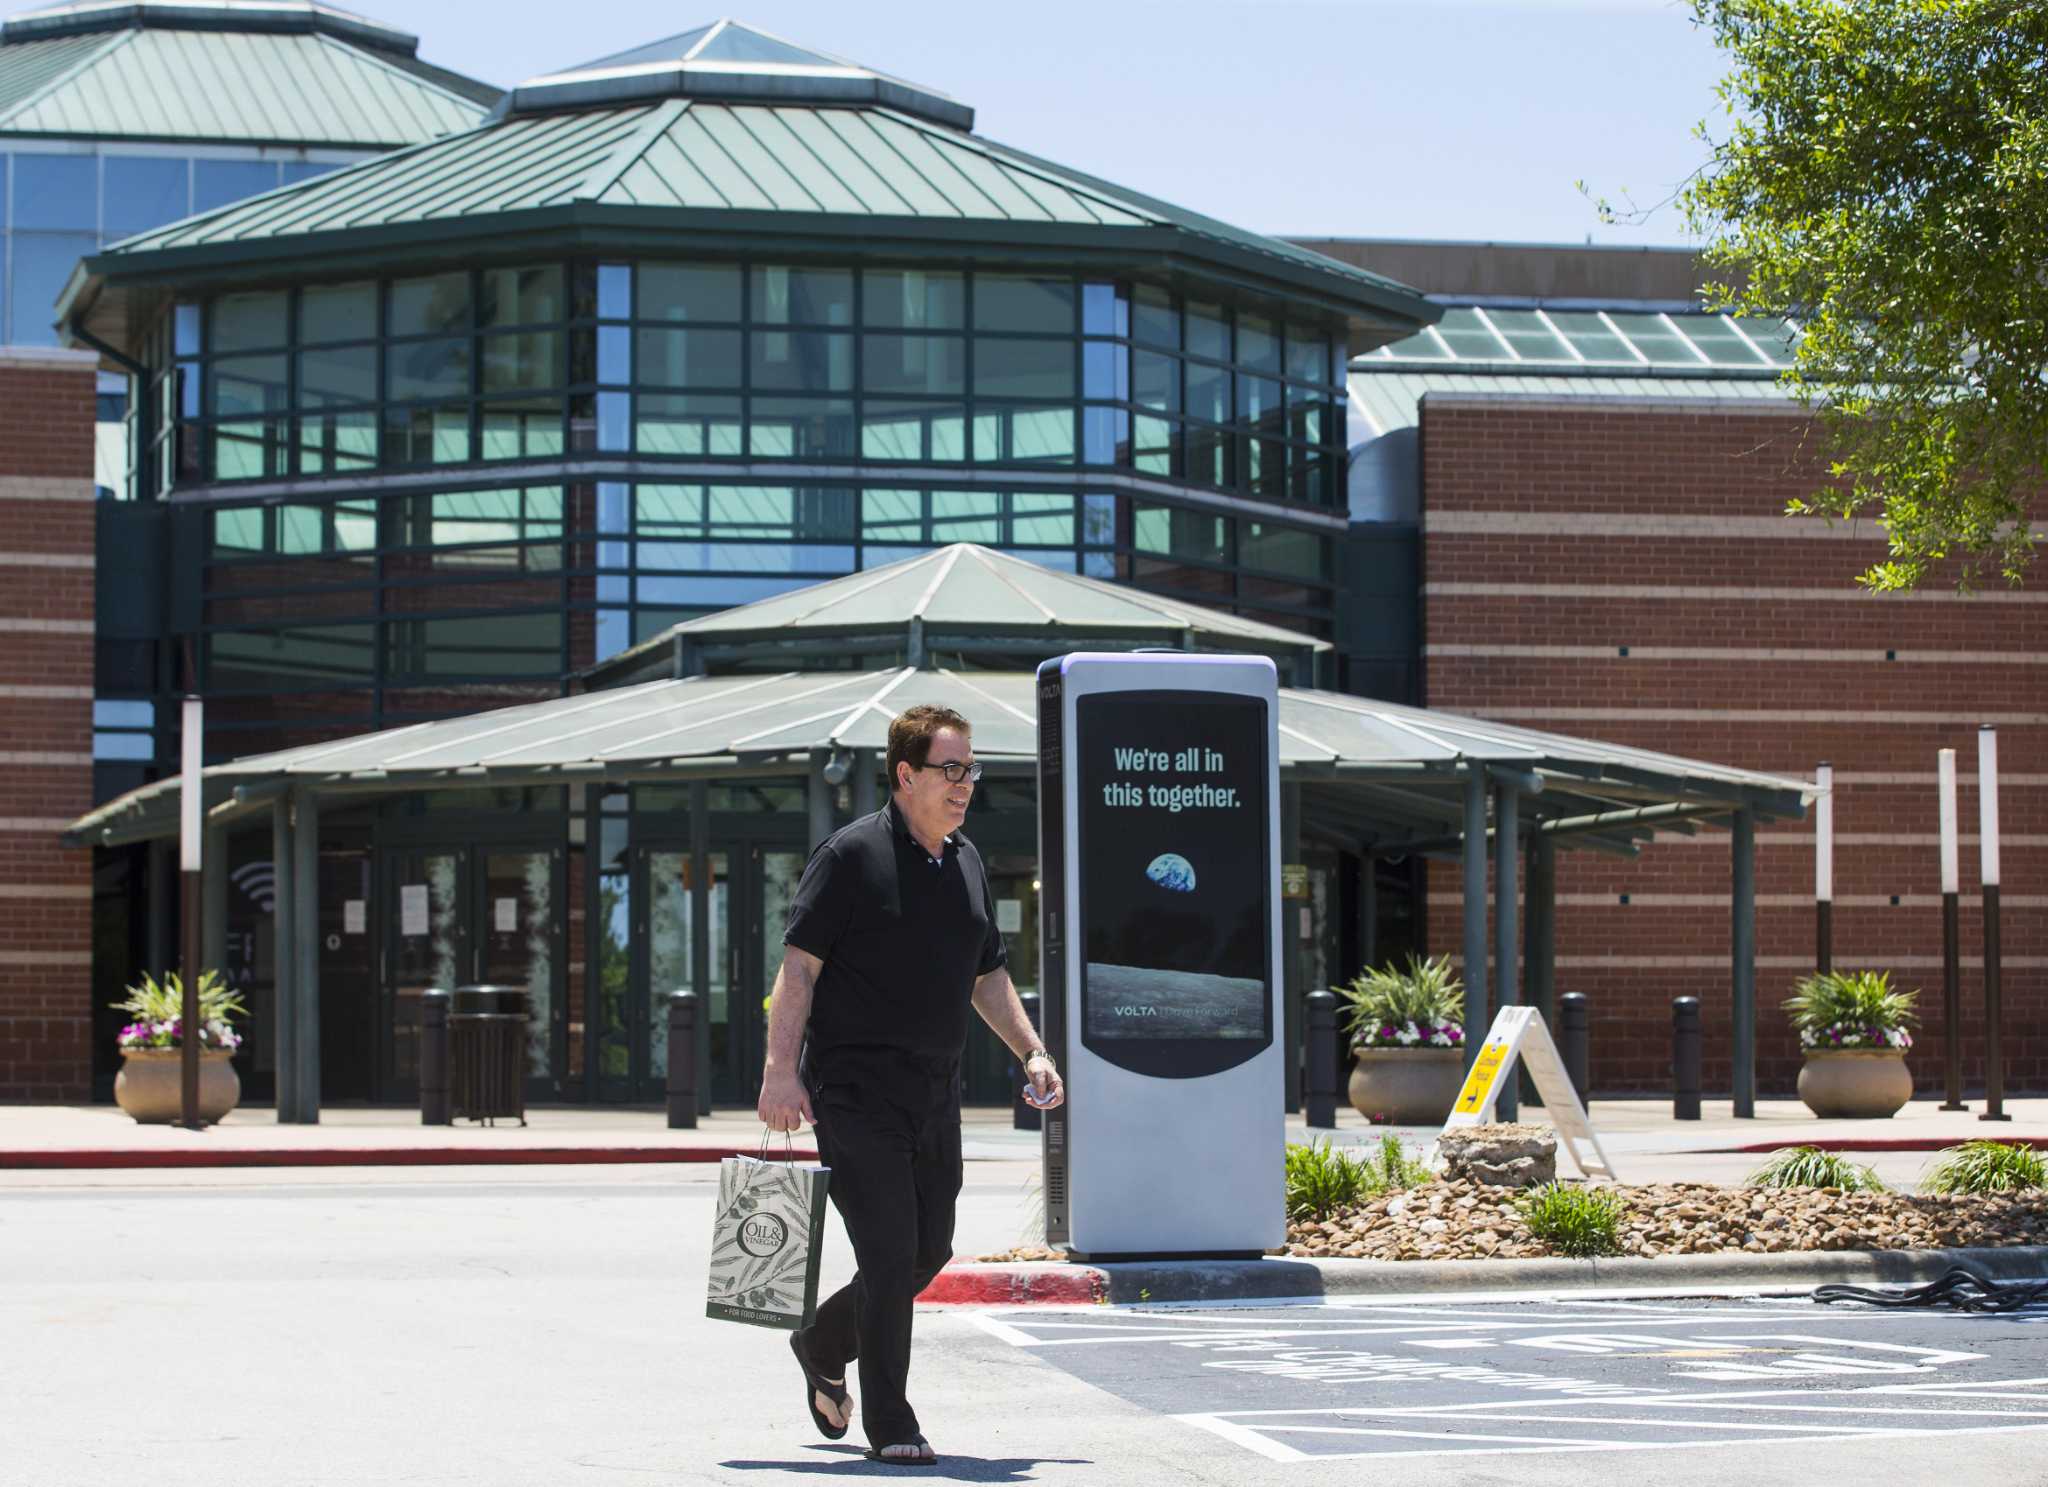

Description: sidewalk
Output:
[2,1096,2043,1177]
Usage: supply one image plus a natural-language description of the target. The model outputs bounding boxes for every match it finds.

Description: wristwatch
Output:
[1024,1048,1055,1067]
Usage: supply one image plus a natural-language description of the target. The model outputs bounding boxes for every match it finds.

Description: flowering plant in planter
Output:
[1783,969,1916,1051]
[110,971,247,1053]
[1334,954,1465,1051]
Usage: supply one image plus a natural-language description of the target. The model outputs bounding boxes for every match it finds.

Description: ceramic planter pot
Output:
[114,1049,241,1124]
[1796,1048,1912,1119]
[1347,1047,1464,1125]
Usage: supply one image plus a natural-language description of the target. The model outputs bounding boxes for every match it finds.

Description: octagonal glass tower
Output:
[64,19,1434,760]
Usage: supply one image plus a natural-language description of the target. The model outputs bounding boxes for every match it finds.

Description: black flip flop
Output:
[788,1330,852,1441]
[863,1436,938,1466]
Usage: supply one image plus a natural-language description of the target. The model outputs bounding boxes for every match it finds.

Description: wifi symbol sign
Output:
[230,861,277,914]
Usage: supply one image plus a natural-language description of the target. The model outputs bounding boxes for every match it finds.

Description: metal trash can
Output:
[450,985,529,1126]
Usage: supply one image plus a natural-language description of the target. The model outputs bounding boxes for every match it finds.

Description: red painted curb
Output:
[1704,1137,2048,1155]
[917,1263,1105,1306]
[0,1145,818,1171]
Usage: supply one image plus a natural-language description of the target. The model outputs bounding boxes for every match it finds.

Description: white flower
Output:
[1428,1030,1452,1047]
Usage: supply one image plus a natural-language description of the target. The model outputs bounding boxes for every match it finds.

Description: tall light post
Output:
[1937,748,1965,1111]
[1978,725,2008,1122]
[1814,761,1833,973]
[178,696,205,1129]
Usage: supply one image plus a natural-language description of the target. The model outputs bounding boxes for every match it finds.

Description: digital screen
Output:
[1077,688,1271,1076]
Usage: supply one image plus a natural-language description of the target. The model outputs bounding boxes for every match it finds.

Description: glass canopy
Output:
[1363,307,1797,374]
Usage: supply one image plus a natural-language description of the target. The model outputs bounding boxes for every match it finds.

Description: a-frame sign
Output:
[1443,1005,1617,1182]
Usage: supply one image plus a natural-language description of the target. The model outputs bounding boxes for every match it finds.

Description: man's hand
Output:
[1025,1052,1065,1111]
[758,1069,815,1132]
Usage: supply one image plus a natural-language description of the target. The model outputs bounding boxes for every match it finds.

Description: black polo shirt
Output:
[783,798,1007,1077]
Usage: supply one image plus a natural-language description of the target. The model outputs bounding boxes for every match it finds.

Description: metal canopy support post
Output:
[1731,807,1757,1118]
[808,750,833,852]
[1528,832,1556,1030]
[1281,782,1302,1114]
[291,790,322,1123]
[1460,765,1488,1071]
[1361,856,1379,970]
[271,798,298,1122]
[1492,776,1521,1122]
[146,839,171,977]
[689,781,711,1118]
[201,821,226,976]
[852,748,877,819]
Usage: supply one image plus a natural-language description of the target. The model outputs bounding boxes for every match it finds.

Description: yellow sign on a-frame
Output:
[1444,1005,1616,1182]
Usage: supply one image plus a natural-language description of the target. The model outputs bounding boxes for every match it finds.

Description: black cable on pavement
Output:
[1813,1264,2048,1313]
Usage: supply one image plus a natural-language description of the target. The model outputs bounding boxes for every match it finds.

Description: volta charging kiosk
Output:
[1035,652,1284,1259]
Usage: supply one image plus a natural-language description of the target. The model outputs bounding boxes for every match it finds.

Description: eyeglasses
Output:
[916,759,983,785]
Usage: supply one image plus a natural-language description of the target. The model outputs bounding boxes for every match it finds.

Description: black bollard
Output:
[1305,989,1338,1129]
[420,988,451,1126]
[1014,992,1043,1131]
[1560,992,1590,1099]
[667,991,698,1129]
[1672,996,1702,1121]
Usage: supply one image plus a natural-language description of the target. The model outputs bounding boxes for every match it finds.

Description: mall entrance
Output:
[380,841,565,1105]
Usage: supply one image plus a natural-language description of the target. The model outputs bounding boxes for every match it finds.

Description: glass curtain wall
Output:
[195,480,1336,757]
[147,260,1348,507]
[3,147,346,347]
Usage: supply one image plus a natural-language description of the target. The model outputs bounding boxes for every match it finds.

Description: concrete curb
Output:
[920,1243,2048,1307]
[0,1145,819,1171]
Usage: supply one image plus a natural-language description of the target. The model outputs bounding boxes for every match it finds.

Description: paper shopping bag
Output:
[706,1153,830,1330]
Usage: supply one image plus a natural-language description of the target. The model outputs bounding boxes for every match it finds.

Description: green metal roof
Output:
[70,24,1432,347]
[512,18,973,132]
[0,29,113,115]
[591,542,1330,687]
[63,668,1812,852]
[0,2,494,144]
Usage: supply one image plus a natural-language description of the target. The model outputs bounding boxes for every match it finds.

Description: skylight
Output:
[1365,307,1797,375]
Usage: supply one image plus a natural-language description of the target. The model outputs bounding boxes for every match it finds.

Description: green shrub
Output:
[1516,1182,1627,1258]
[1747,1145,1886,1191]
[1285,1139,1373,1221]
[1334,954,1466,1050]
[1360,1132,1433,1191]
[1783,969,1917,1052]
[1921,1140,2048,1195]
[1284,1134,1435,1222]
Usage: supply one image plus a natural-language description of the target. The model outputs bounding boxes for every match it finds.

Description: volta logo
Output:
[737,1212,789,1258]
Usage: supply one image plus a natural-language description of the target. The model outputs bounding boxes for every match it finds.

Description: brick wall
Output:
[1418,394,2044,1096]
[0,348,100,1100]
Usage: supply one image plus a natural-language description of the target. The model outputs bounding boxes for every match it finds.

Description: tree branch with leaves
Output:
[1682,0,2048,590]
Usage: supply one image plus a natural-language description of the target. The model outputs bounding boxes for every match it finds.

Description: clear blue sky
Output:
[401,0,1725,247]
[12,0,1728,245]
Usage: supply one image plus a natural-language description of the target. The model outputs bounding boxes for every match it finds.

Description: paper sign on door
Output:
[399,884,429,937]
[343,899,366,935]
[495,897,518,933]
[996,898,1023,933]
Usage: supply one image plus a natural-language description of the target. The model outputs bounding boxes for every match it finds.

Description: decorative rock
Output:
[1436,1122,1557,1188]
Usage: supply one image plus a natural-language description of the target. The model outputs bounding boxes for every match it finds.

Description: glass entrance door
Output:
[628,842,802,1106]
[381,847,463,1100]
[478,848,565,1097]
[379,844,564,1102]
[627,846,728,1104]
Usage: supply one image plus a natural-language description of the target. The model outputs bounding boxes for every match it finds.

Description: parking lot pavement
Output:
[970,1292,2048,1474]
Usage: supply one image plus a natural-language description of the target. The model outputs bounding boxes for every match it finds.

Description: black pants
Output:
[803,1069,961,1450]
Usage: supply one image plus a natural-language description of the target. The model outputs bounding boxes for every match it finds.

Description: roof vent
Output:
[495,17,973,131]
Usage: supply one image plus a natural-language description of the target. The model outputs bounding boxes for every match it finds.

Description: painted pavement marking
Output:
[976,1297,2048,1463]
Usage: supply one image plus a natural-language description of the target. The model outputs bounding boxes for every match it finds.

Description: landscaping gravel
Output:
[1284,1179,2048,1261]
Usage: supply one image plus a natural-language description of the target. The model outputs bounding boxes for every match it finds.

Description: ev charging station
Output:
[1035,651,1284,1259]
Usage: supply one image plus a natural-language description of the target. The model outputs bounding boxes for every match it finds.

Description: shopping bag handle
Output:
[756,1124,798,1165]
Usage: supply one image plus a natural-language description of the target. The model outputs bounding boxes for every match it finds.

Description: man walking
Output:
[758,703,1063,1466]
